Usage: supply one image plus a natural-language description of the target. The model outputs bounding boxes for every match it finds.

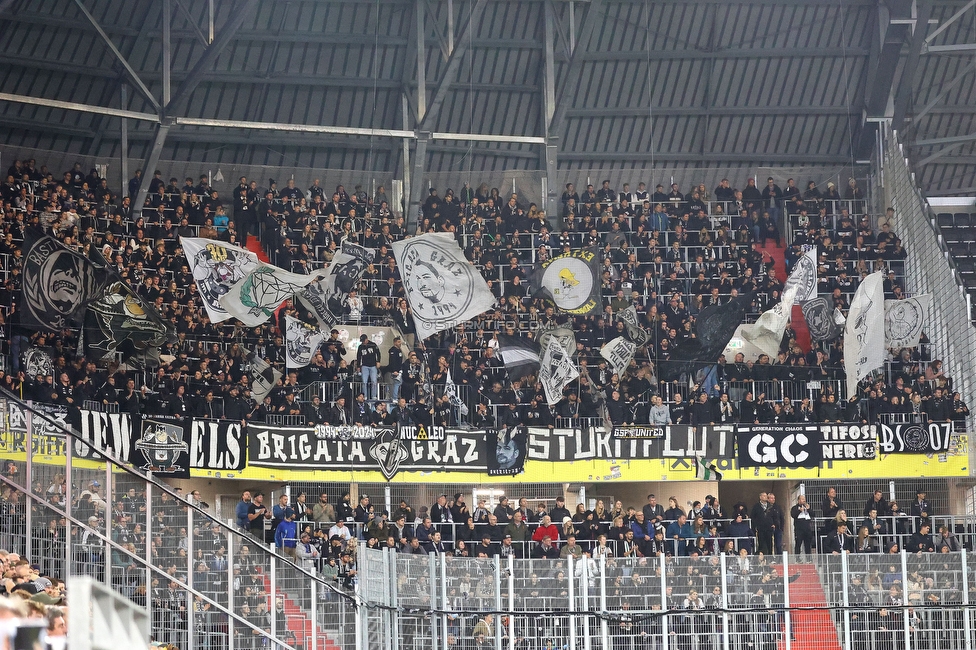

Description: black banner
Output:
[737,424,823,468]
[877,422,953,454]
[612,425,666,439]
[819,423,878,460]
[131,417,190,478]
[188,419,247,471]
[486,426,527,476]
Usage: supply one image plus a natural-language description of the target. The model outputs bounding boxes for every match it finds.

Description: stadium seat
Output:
[937,213,955,228]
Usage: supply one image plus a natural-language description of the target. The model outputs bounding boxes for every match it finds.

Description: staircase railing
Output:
[0,389,358,650]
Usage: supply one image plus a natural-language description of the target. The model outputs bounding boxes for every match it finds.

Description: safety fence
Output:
[356,545,976,650]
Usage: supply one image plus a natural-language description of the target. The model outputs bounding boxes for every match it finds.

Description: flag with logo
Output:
[538,325,576,357]
[600,336,637,377]
[392,232,495,341]
[21,228,109,331]
[783,248,818,303]
[82,280,174,368]
[801,296,844,342]
[884,294,930,349]
[299,240,375,329]
[616,305,650,346]
[532,248,602,315]
[181,237,261,323]
[485,425,527,476]
[219,263,323,327]
[540,336,580,405]
[496,335,541,382]
[445,371,469,415]
[284,315,326,369]
[844,271,886,396]
[245,352,282,404]
[738,285,799,358]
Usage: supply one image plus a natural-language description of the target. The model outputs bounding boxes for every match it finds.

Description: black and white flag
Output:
[132,417,190,478]
[540,336,580,405]
[181,237,261,323]
[220,263,323,327]
[783,248,818,303]
[600,336,637,377]
[884,295,930,349]
[801,296,844,342]
[392,233,495,341]
[284,315,326,369]
[246,352,282,404]
[616,306,650,346]
[538,325,576,357]
[496,335,541,382]
[21,228,108,331]
[532,248,602,315]
[739,285,798,358]
[299,240,375,329]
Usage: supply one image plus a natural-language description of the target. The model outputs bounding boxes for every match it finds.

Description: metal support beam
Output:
[166,0,255,116]
[409,131,431,232]
[893,0,933,129]
[542,1,559,218]
[924,0,976,44]
[416,0,427,122]
[913,132,976,147]
[416,0,489,132]
[423,0,452,60]
[917,141,968,166]
[72,0,161,112]
[133,123,172,212]
[120,84,129,195]
[905,60,976,129]
[163,0,172,106]
[924,43,976,53]
[0,92,159,121]
[173,0,210,47]
[549,0,604,137]
[855,3,909,157]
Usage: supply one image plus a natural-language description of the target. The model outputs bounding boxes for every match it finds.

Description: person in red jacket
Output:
[532,514,560,545]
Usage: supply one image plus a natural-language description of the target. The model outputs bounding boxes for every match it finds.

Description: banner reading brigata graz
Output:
[247,423,740,477]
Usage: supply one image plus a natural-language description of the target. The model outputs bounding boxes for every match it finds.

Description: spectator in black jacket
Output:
[906,522,934,553]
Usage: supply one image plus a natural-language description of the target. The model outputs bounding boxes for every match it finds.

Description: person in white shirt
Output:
[346,290,363,321]
[329,519,353,542]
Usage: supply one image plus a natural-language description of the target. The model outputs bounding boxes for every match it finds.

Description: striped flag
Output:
[696,457,723,481]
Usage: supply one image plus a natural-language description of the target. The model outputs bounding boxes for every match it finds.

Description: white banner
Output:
[783,248,818,303]
[884,294,930,349]
[246,352,282,404]
[181,237,261,323]
[600,336,636,377]
[219,263,323,327]
[844,271,886,396]
[285,315,327,369]
[739,285,798,358]
[392,233,495,341]
[540,337,581,405]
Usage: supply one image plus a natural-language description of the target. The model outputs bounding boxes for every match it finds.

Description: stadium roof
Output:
[0,0,973,198]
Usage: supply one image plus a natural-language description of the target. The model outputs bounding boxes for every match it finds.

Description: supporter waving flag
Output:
[284,315,326,369]
[844,270,886,396]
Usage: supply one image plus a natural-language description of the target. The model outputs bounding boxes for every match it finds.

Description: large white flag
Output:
[392,233,495,341]
[540,337,580,405]
[783,248,818,303]
[884,294,930,349]
[181,237,261,323]
[285,315,326,369]
[219,263,323,327]
[600,336,637,377]
[844,271,886,396]
[739,285,799,358]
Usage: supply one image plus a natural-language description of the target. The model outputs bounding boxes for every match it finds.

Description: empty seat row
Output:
[937,212,976,229]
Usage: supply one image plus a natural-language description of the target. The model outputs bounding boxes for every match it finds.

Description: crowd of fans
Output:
[0,158,967,436]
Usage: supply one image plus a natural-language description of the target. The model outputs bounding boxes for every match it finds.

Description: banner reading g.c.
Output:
[737,424,822,468]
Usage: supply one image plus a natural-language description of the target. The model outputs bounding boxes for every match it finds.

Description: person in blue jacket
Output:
[274,508,298,559]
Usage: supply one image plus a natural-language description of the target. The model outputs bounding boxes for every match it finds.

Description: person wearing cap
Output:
[356,334,381,400]
[274,508,298,558]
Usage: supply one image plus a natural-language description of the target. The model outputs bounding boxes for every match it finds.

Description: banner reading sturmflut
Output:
[392,233,495,341]
[181,237,261,323]
[844,270,885,396]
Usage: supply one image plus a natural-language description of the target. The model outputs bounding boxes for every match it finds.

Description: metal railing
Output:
[356,544,976,650]
[0,389,357,650]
